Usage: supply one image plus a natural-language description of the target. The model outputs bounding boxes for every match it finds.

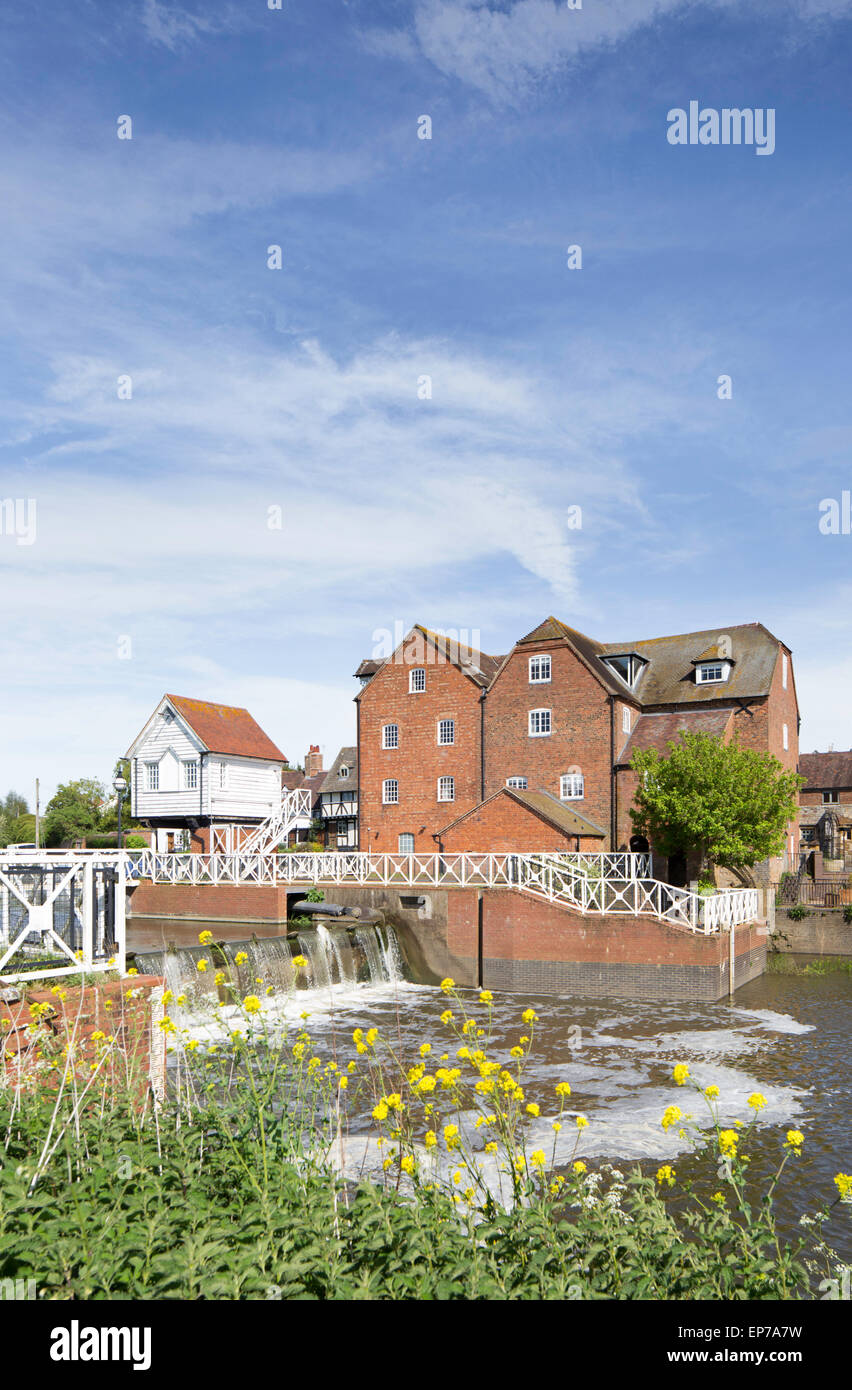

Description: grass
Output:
[766,954,852,976]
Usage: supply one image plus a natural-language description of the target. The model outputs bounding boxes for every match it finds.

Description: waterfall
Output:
[354,925,385,984]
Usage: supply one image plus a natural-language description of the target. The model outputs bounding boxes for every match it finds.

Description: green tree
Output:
[43,779,108,847]
[1,791,28,818]
[629,732,803,877]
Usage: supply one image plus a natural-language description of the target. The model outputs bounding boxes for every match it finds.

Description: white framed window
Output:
[399,833,415,854]
[382,724,399,749]
[506,777,528,790]
[438,718,455,746]
[560,772,584,800]
[437,776,455,802]
[145,762,159,792]
[218,761,228,789]
[782,723,789,751]
[183,760,199,790]
[782,653,788,690]
[696,662,730,684]
[339,764,350,779]
[529,654,551,684]
[382,779,399,805]
[604,655,645,688]
[622,706,632,734]
[528,709,552,737]
[409,668,426,693]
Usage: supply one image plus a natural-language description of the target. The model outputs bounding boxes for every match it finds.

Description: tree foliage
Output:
[43,779,108,847]
[629,732,803,872]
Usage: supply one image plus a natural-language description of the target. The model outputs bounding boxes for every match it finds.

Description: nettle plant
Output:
[1,952,850,1300]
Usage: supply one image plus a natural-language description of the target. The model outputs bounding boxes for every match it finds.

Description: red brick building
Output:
[356,617,800,884]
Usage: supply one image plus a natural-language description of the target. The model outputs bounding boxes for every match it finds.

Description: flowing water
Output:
[130,919,851,1262]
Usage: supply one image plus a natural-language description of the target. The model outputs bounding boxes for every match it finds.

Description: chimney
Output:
[305,744,323,778]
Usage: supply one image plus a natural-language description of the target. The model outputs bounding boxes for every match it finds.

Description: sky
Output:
[1,0,852,805]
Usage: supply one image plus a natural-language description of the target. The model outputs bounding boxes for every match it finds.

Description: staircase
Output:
[238,788,313,855]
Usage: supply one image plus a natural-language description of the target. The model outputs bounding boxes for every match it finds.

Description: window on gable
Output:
[622,706,632,734]
[145,762,159,792]
[339,764,350,779]
[382,724,399,749]
[529,709,552,737]
[382,779,399,804]
[506,777,528,790]
[696,662,729,684]
[782,723,789,751]
[782,653,788,690]
[560,772,584,800]
[409,668,426,693]
[438,718,455,746]
[437,776,455,802]
[183,761,199,790]
[529,654,551,684]
[604,655,645,688]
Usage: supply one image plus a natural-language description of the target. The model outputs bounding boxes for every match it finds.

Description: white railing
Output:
[238,788,314,855]
[0,853,126,983]
[124,848,760,934]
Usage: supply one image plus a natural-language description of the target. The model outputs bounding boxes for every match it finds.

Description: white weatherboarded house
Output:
[126,694,291,852]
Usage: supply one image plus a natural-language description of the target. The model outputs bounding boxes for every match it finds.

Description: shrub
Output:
[787,905,809,921]
[843,904,852,924]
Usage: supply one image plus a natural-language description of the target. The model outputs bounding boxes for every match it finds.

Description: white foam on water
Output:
[727,1007,815,1035]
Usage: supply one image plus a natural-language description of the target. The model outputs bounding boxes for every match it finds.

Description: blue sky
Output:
[1,0,852,803]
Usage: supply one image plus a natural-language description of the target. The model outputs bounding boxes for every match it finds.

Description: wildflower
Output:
[176,994,187,1006]
[444,1123,460,1150]
[462,1019,477,1036]
[510,1046,524,1059]
[186,1039,199,1052]
[196,958,209,973]
[266,986,274,995]
[747,1092,767,1111]
[552,1121,562,1133]
[456,1047,471,1061]
[479,990,493,1004]
[243,995,261,1014]
[382,1158,393,1171]
[525,1103,540,1118]
[672,1064,690,1086]
[453,1171,462,1185]
[420,1043,432,1057]
[718,1129,739,1157]
[373,1100,389,1121]
[439,978,455,993]
[661,1105,682,1132]
[50,985,62,996]
[425,1130,437,1148]
[91,1030,106,1042]
[198,930,214,945]
[704,1084,720,1099]
[834,1173,852,1201]
[576,1115,589,1130]
[386,1093,403,1111]
[711,1191,726,1206]
[158,1018,176,1034]
[214,971,225,987]
[347,1060,356,1073]
[338,1075,348,1090]
[440,1010,453,1025]
[353,1028,363,1044]
[485,1141,498,1154]
[418,1075,436,1094]
[522,1009,538,1025]
[366,1029,378,1046]
[235,952,248,966]
[785,1130,805,1153]
[292,1042,306,1061]
[530,1150,546,1168]
[162,989,174,1006]
[292,955,308,968]
[656,1165,676,1187]
[555,1082,571,1097]
[475,1079,494,1095]
[573,1160,587,1174]
[400,1154,416,1176]
[126,967,139,977]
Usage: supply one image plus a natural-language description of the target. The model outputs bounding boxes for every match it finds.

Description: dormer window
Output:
[603,654,645,688]
[339,765,350,779]
[695,662,731,685]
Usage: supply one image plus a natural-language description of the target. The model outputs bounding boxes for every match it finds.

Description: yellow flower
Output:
[525,1103,540,1117]
[347,1060,356,1073]
[91,1030,106,1042]
[382,1157,393,1171]
[718,1129,739,1156]
[456,1046,471,1061]
[833,1173,852,1201]
[366,1029,378,1046]
[576,1115,589,1130]
[176,994,187,1006]
[243,995,261,1013]
[353,1028,363,1044]
[573,1160,587,1174]
[418,1075,436,1094]
[552,1121,562,1133]
[672,1064,690,1086]
[530,1150,546,1168]
[747,1092,767,1111]
[292,1042,306,1060]
[440,1010,453,1025]
[198,931,214,945]
[186,1039,199,1052]
[785,1129,804,1152]
[373,1100,389,1121]
[386,1093,403,1111]
[485,1141,498,1154]
[555,1082,571,1097]
[439,978,455,993]
[196,958,208,973]
[711,1191,726,1206]
[479,990,493,1004]
[425,1130,437,1148]
[338,1075,348,1090]
[292,955,308,968]
[400,1154,416,1176]
[704,1084,720,1099]
[419,1043,432,1056]
[656,1164,676,1187]
[661,1105,682,1132]
[522,1009,538,1025]
[453,1170,462,1185]
[462,1019,477,1036]
[510,1046,523,1059]
[158,1018,176,1034]
[444,1123,460,1149]
[235,952,248,965]
[126,967,139,977]
[214,971,225,986]
[475,1079,494,1095]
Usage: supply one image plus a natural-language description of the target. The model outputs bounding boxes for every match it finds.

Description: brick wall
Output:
[358,642,483,853]
[483,638,616,843]
[129,881,291,921]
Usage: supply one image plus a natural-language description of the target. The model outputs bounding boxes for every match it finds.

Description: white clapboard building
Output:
[126,694,297,852]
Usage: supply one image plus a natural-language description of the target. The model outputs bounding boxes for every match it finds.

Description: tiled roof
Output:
[617,708,734,764]
[437,787,606,841]
[320,746,358,794]
[164,695,287,762]
[355,625,503,693]
[799,751,852,791]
